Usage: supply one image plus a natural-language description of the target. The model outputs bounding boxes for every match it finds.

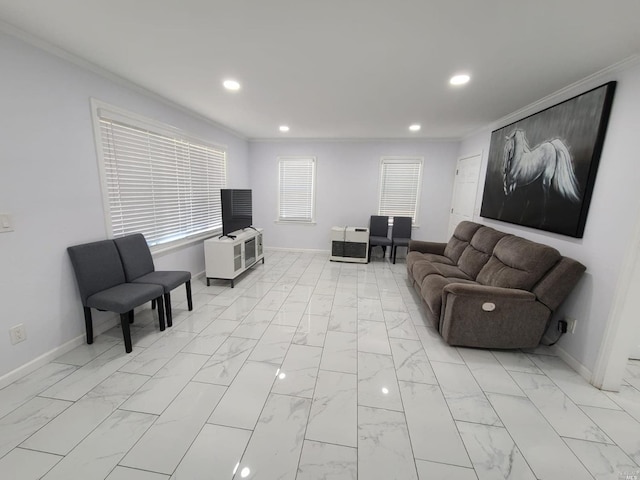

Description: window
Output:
[278,157,316,223]
[378,157,423,224]
[93,101,226,248]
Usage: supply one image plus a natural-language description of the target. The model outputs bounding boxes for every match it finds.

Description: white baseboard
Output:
[0,315,119,390]
[547,340,593,383]
[1,270,205,390]
[265,247,330,254]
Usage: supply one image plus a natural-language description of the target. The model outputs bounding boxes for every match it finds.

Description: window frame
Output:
[276,156,317,224]
[377,156,424,226]
[91,98,227,252]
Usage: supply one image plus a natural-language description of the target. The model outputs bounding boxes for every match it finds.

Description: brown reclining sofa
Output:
[406,221,586,349]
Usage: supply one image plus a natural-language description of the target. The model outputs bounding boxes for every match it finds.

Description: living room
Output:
[1,2,640,479]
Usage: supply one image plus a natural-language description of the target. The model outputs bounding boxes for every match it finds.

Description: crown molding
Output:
[248,136,462,144]
[463,55,640,139]
[0,19,247,141]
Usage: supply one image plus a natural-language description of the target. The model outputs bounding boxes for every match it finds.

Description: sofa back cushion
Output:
[457,226,509,279]
[444,221,483,263]
[476,236,561,290]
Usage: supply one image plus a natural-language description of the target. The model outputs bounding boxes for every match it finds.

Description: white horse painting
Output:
[481,82,615,237]
[503,129,580,205]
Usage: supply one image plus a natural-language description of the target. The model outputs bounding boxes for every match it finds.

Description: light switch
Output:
[0,213,14,233]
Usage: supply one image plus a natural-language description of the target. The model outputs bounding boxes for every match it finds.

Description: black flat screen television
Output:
[221,189,253,236]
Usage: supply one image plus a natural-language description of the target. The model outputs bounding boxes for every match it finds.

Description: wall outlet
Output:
[567,317,577,334]
[9,324,27,345]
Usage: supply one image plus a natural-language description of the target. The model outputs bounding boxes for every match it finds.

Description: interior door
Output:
[448,154,482,237]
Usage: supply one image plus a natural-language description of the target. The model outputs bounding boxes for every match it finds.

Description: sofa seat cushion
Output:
[420,276,477,327]
[407,252,426,275]
[407,251,453,273]
[412,261,437,285]
[457,227,509,279]
[477,236,561,290]
[413,262,471,286]
[420,253,454,265]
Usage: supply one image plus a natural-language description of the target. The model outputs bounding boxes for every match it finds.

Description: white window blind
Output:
[278,157,316,222]
[97,111,226,247]
[378,157,423,223]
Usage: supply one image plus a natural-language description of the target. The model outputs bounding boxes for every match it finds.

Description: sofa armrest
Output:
[439,282,550,349]
[408,240,446,255]
[532,257,586,311]
[443,283,535,301]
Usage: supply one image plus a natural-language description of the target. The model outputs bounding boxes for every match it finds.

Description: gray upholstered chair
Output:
[391,216,412,264]
[67,239,165,353]
[368,215,391,261]
[114,233,192,327]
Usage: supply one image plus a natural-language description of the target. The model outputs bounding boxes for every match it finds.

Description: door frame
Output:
[592,212,640,390]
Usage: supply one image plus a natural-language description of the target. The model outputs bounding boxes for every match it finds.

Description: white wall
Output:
[458,60,640,374]
[248,140,459,250]
[0,31,249,379]
[4,25,637,386]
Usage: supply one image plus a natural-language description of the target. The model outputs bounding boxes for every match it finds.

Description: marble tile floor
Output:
[1,250,640,480]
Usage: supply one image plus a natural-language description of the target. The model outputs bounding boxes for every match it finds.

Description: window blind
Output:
[98,115,226,247]
[378,157,423,223]
[278,157,316,222]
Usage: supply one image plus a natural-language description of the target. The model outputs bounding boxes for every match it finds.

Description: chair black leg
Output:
[157,296,166,331]
[120,313,133,353]
[164,292,172,328]
[151,299,156,310]
[129,310,135,324]
[186,280,193,311]
[393,246,397,264]
[83,307,94,344]
[382,246,387,258]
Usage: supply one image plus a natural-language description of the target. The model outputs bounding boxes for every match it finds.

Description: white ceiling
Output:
[1,0,639,140]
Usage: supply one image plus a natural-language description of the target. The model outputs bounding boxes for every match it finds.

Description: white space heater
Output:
[330,226,369,263]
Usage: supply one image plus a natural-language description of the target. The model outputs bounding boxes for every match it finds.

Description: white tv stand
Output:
[204,228,264,287]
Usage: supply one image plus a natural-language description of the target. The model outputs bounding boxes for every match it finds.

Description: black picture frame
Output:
[479,81,616,238]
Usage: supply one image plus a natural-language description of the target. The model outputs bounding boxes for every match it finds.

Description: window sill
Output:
[150,230,221,257]
[274,220,317,225]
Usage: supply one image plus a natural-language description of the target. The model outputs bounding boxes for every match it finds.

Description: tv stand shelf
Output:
[204,228,263,287]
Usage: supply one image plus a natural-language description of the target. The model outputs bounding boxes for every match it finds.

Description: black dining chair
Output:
[114,233,192,327]
[368,215,392,261]
[391,216,413,264]
[67,239,165,353]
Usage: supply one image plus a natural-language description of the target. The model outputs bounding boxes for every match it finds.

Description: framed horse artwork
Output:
[480,81,616,238]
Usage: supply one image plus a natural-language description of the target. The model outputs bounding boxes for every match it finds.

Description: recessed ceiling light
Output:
[450,74,470,86]
[223,79,241,91]
[409,124,421,132]
[279,125,290,132]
